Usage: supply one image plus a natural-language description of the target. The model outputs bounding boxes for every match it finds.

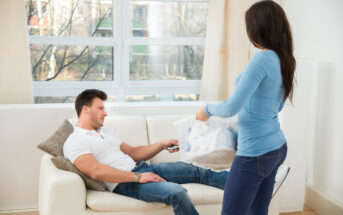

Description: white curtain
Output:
[0,0,33,104]
[200,0,252,101]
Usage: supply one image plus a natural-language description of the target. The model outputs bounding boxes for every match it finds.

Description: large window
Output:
[25,0,208,102]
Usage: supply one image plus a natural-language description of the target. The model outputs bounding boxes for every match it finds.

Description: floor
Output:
[280,204,320,215]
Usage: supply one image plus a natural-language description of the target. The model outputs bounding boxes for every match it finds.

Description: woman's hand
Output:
[196,107,209,121]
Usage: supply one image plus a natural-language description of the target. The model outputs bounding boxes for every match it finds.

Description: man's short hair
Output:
[75,89,107,117]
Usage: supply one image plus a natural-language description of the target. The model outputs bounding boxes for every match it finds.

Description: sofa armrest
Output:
[39,154,86,215]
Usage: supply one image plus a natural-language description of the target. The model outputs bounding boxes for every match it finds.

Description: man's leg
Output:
[150,161,228,189]
[114,181,199,215]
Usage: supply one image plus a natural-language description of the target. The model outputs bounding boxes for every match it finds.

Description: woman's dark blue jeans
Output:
[222,143,288,215]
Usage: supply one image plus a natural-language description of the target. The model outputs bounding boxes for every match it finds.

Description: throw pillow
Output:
[51,156,107,192]
[37,119,74,156]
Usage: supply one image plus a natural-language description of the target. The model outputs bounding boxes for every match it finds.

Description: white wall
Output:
[279,57,315,212]
[282,0,343,208]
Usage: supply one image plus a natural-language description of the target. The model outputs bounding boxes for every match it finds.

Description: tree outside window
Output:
[25,0,208,103]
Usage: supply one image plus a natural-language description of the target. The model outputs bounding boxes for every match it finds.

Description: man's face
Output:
[87,97,107,129]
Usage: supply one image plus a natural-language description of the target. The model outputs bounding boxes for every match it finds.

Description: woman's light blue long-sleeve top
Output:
[204,50,286,157]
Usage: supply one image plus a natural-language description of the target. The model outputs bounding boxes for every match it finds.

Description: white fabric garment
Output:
[63,126,136,191]
[174,116,237,170]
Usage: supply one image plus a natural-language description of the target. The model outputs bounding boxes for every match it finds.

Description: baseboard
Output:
[0,209,38,215]
[306,184,343,215]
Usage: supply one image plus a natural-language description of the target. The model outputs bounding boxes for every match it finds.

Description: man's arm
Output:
[74,154,165,183]
[120,139,179,162]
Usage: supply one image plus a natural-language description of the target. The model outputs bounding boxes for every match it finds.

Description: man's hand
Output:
[196,107,209,121]
[160,139,179,153]
[138,172,166,183]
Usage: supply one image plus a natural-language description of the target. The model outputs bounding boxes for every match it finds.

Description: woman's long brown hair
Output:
[245,0,296,102]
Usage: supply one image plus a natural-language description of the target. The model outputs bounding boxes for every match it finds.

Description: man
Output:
[63,89,228,215]
[64,89,289,215]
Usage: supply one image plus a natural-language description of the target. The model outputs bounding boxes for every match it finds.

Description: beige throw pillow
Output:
[51,156,106,191]
[37,119,74,156]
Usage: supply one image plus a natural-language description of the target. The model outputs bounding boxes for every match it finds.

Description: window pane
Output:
[34,95,198,103]
[174,94,199,101]
[25,0,113,37]
[30,44,113,81]
[34,96,116,103]
[131,1,208,37]
[126,95,159,102]
[34,96,77,103]
[130,45,204,80]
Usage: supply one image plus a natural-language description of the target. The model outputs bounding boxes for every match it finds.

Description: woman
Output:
[196,1,295,214]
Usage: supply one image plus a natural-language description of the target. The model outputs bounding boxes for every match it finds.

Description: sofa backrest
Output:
[70,115,193,164]
[147,115,190,164]
[104,116,149,148]
[69,116,149,148]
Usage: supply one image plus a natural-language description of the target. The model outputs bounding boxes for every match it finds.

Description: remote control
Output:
[166,145,180,150]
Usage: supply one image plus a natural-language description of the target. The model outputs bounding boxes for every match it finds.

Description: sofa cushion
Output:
[37,119,74,156]
[146,115,190,164]
[51,156,106,191]
[86,190,166,212]
[86,183,223,211]
[181,183,224,205]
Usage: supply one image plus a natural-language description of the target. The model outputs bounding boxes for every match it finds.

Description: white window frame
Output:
[30,0,208,101]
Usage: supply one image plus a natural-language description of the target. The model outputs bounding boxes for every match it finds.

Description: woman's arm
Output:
[205,53,267,118]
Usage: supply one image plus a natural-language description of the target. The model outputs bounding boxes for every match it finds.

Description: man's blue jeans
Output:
[221,143,288,215]
[113,161,228,215]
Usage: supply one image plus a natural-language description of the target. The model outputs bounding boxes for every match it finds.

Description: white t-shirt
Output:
[63,126,136,191]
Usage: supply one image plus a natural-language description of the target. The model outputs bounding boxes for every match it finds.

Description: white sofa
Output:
[39,115,279,215]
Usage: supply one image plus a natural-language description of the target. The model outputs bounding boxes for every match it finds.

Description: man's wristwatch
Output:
[133,172,141,182]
